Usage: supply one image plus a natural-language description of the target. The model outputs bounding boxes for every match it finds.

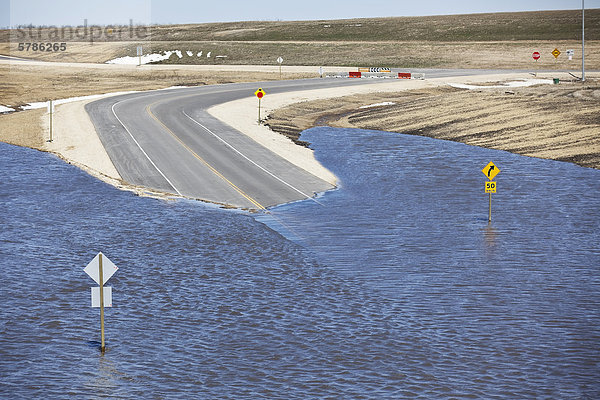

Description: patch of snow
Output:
[0,105,15,113]
[160,86,192,90]
[207,51,211,58]
[186,51,193,57]
[175,50,183,58]
[197,51,203,57]
[106,50,178,65]
[359,102,396,109]
[448,79,554,90]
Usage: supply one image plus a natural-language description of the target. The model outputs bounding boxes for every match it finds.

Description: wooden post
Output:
[99,253,105,353]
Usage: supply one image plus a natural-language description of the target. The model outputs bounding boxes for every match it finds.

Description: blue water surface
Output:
[1,124,600,399]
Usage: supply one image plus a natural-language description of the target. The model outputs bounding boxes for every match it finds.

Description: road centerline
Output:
[181,109,324,206]
[145,101,266,211]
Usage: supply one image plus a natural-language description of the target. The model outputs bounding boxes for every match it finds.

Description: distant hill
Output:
[149,9,598,42]
[1,9,597,43]
[1,9,597,69]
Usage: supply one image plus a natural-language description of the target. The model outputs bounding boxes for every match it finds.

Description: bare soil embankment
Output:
[266,74,600,169]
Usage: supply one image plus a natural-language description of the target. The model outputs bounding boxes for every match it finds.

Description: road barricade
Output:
[363,72,397,79]
[324,71,426,80]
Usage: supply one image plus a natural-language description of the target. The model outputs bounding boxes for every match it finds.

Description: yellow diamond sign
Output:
[254,88,265,98]
[482,161,500,180]
[551,48,561,59]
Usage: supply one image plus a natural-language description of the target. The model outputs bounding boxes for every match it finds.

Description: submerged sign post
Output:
[254,88,266,123]
[482,162,500,222]
[84,252,118,353]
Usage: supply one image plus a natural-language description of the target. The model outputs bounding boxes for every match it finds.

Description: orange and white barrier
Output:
[324,71,425,80]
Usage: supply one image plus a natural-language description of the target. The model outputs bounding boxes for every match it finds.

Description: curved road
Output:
[85,70,519,210]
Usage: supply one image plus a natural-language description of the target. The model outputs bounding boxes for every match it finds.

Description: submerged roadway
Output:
[85,69,520,210]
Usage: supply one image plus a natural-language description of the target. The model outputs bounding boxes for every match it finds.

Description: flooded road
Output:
[1,126,599,398]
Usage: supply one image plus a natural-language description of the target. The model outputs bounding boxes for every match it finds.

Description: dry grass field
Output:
[2,40,599,70]
[0,62,312,108]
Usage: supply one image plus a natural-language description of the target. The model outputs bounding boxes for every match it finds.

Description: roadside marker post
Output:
[532,51,541,76]
[84,252,119,353]
[254,88,266,123]
[47,100,54,142]
[482,161,500,223]
[136,45,143,66]
[277,57,283,80]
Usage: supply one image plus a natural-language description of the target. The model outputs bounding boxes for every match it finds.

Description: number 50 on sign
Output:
[485,181,497,193]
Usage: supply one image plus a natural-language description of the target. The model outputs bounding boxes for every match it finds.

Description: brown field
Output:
[1,40,598,70]
[0,61,312,108]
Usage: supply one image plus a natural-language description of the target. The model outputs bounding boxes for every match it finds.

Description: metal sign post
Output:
[482,162,500,223]
[84,252,119,353]
[47,100,54,142]
[98,254,105,352]
[254,88,266,123]
[277,57,283,80]
[532,51,540,76]
[137,46,143,66]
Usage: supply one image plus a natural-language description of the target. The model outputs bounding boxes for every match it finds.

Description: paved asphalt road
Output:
[85,70,521,210]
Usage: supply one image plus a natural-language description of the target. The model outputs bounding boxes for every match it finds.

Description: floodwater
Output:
[1,127,599,399]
